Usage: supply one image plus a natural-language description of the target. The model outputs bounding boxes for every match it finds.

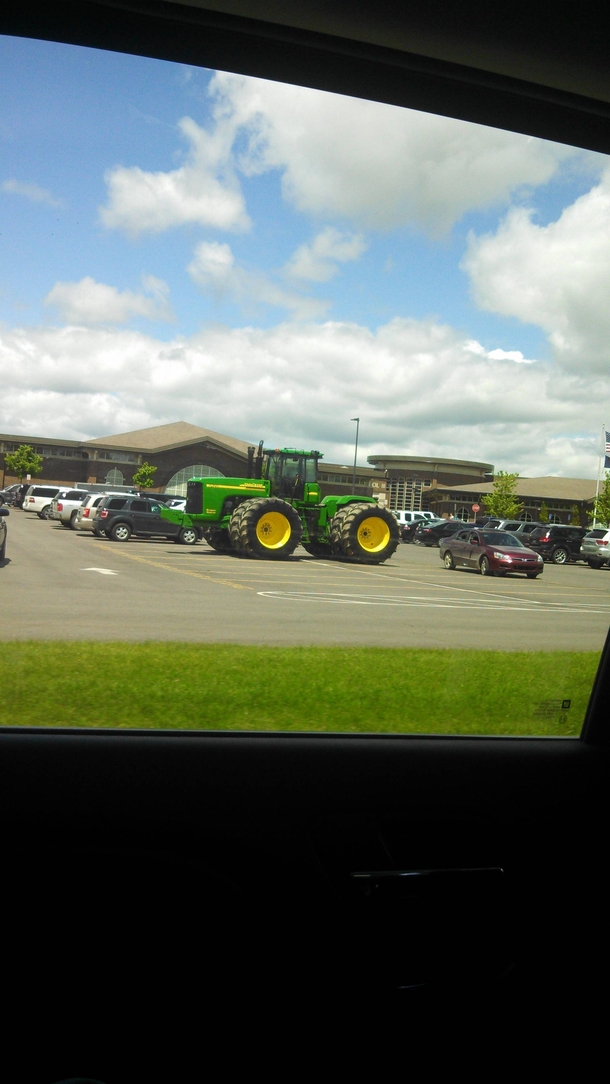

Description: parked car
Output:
[0,483,22,506]
[400,516,444,542]
[580,528,610,568]
[11,484,32,509]
[0,505,8,561]
[395,510,435,528]
[96,495,200,544]
[49,490,89,529]
[22,484,71,519]
[527,525,588,564]
[75,492,129,534]
[481,518,530,532]
[413,519,468,547]
[440,528,544,577]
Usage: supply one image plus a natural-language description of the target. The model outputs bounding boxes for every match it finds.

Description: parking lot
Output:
[1,509,609,650]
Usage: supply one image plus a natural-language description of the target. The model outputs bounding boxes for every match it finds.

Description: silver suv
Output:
[49,490,88,529]
[75,491,130,534]
[580,528,610,568]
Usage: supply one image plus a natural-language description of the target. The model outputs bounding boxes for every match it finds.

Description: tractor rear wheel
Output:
[231,497,302,559]
[330,503,399,564]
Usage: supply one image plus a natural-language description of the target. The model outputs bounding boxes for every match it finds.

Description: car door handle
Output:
[351,867,503,900]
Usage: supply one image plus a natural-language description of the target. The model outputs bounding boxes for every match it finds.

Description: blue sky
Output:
[1,35,610,475]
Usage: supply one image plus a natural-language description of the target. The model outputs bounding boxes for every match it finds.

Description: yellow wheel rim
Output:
[256,511,292,549]
[357,516,391,552]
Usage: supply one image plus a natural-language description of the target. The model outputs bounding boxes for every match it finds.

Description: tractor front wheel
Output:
[231,498,302,559]
[330,503,399,564]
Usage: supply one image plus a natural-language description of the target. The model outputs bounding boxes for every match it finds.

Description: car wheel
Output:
[178,527,198,545]
[0,542,5,561]
[444,551,455,569]
[552,547,569,564]
[39,505,52,519]
[110,522,131,542]
[588,559,604,569]
[526,572,540,578]
[480,556,493,576]
[69,511,79,530]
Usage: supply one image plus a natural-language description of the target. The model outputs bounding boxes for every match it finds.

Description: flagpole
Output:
[593,422,605,527]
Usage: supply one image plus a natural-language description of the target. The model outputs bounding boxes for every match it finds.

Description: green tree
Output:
[482,471,524,519]
[570,504,580,526]
[132,461,157,489]
[539,501,549,523]
[592,472,610,527]
[4,444,43,482]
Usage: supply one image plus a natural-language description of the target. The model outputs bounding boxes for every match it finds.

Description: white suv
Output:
[394,510,436,527]
[23,485,69,519]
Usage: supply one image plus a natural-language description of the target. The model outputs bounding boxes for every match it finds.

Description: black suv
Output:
[96,496,200,544]
[413,519,468,547]
[527,525,587,564]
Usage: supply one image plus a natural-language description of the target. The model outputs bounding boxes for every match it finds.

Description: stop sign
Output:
[472,503,480,512]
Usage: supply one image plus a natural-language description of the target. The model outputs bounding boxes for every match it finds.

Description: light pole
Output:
[351,417,360,494]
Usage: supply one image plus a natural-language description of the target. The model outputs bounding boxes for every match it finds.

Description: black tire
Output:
[109,522,131,542]
[588,559,604,569]
[93,526,106,537]
[480,556,493,576]
[302,540,332,557]
[69,511,79,530]
[230,498,303,559]
[228,500,256,554]
[0,542,5,561]
[552,547,569,564]
[444,551,455,569]
[39,505,52,520]
[329,503,399,564]
[202,527,232,552]
[178,527,198,545]
[526,572,540,578]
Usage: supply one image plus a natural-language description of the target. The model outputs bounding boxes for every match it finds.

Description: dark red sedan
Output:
[439,529,544,578]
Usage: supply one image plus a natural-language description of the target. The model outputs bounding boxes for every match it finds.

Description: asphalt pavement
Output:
[2,508,610,650]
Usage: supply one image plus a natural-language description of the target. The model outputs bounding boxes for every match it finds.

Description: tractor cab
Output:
[249,444,322,502]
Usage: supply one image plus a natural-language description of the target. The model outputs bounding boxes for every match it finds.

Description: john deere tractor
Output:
[160,442,399,563]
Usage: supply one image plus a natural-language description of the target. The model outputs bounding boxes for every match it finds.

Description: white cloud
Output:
[98,71,580,241]
[286,227,367,281]
[0,316,606,476]
[210,71,577,233]
[1,178,62,208]
[44,275,172,325]
[100,116,250,235]
[462,167,610,371]
[187,241,328,319]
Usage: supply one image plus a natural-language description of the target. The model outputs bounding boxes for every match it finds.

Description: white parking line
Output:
[258,590,610,614]
[80,567,119,575]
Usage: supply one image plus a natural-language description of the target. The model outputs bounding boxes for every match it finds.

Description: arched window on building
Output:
[456,506,471,521]
[520,512,533,521]
[105,468,124,486]
[166,464,224,496]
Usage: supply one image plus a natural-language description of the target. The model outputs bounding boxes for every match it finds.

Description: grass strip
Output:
[1,642,599,736]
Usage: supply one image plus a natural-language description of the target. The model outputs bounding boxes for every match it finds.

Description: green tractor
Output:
[160,442,399,563]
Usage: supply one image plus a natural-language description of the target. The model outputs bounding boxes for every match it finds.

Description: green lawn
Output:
[1,642,599,735]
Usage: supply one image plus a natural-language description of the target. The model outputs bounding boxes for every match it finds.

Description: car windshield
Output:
[1,33,609,741]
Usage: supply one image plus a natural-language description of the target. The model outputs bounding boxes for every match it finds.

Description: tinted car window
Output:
[130,501,148,512]
[482,532,524,546]
[107,498,128,510]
